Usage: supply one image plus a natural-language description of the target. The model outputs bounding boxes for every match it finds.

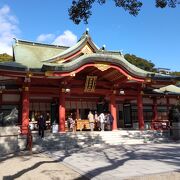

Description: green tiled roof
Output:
[8,33,178,82]
[13,39,68,68]
[13,33,122,68]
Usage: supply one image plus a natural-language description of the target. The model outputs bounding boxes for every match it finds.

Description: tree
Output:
[171,71,180,76]
[124,54,180,74]
[69,0,180,24]
[0,53,13,62]
[124,53,156,71]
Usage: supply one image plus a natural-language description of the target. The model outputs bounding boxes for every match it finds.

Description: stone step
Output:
[28,130,171,151]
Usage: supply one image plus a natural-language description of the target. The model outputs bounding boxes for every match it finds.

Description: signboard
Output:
[84,76,97,92]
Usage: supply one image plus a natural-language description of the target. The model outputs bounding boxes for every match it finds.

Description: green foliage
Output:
[124,54,156,71]
[171,71,180,76]
[69,0,179,24]
[0,53,13,62]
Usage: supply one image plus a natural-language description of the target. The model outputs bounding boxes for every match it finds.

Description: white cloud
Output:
[36,33,55,43]
[0,5,19,55]
[52,30,77,47]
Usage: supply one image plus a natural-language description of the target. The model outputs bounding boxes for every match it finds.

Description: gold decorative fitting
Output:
[45,71,53,76]
[56,58,66,64]
[27,71,33,77]
[127,76,132,80]
[84,76,97,92]
[94,63,110,71]
[140,91,144,95]
[70,73,76,77]
[113,90,116,94]
[81,45,93,54]
[24,87,29,91]
[145,78,151,83]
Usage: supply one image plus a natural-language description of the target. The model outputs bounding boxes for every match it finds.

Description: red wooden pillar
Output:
[110,94,117,130]
[59,91,65,132]
[137,93,144,130]
[152,97,158,121]
[21,87,29,134]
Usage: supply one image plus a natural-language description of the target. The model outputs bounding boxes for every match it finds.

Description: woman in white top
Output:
[99,112,105,131]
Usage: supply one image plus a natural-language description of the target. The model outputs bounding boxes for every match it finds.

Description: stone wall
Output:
[0,126,19,155]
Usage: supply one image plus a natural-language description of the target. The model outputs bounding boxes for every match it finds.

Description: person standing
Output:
[94,111,100,130]
[69,114,76,132]
[38,114,45,138]
[99,112,105,131]
[106,111,114,131]
[88,111,95,131]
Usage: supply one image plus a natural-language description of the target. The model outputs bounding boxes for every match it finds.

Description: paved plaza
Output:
[1,142,180,179]
[47,143,180,179]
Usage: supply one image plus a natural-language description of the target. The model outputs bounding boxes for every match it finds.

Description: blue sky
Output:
[0,0,180,71]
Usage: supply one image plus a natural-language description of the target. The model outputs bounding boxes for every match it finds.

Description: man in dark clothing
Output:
[38,114,45,138]
[106,112,114,131]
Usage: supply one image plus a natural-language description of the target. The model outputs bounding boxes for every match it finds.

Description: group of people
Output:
[67,111,114,132]
[88,111,114,131]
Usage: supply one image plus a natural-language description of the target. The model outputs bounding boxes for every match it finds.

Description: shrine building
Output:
[0,30,180,134]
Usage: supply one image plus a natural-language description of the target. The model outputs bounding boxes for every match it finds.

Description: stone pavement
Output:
[0,151,88,180]
[45,143,180,180]
[0,143,180,180]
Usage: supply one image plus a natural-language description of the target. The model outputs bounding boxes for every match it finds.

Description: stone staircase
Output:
[0,128,171,155]
[30,130,170,152]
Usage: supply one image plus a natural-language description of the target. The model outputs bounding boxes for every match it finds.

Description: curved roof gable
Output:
[42,54,153,79]
[42,30,99,63]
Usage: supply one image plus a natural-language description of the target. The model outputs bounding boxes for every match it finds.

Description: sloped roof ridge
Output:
[14,38,69,49]
[42,32,99,63]
[78,31,87,41]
